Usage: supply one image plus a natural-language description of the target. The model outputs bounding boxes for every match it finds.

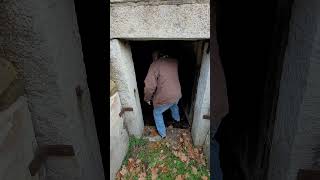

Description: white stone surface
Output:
[110,92,125,137]
[0,0,104,179]
[268,0,320,179]
[0,96,40,180]
[110,39,144,137]
[191,43,210,146]
[110,3,210,39]
[110,92,129,180]
[110,129,129,180]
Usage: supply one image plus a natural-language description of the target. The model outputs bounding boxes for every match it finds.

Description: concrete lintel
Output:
[111,3,210,39]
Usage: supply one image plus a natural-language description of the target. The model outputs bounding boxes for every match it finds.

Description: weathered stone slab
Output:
[110,91,129,180]
[0,58,17,96]
[110,39,144,137]
[0,96,40,180]
[0,79,24,111]
[110,92,125,137]
[191,43,210,146]
[110,3,210,39]
[110,80,117,97]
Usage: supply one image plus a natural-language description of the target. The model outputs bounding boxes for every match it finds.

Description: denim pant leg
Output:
[153,104,171,137]
[169,103,180,122]
[212,139,223,180]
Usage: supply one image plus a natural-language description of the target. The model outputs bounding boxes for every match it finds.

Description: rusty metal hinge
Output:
[29,145,75,176]
[119,107,133,117]
[203,115,210,120]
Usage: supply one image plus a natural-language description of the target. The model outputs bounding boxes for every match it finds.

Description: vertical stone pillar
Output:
[110,80,129,180]
[110,39,144,137]
[192,43,210,146]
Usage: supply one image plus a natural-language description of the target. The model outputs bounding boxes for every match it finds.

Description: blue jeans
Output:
[211,139,223,180]
[153,102,180,137]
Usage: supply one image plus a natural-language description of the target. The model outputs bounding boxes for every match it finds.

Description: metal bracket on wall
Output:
[75,85,83,97]
[119,107,133,117]
[29,145,75,176]
[203,115,210,120]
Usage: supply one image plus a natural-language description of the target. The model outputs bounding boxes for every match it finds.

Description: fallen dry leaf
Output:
[173,150,189,163]
[191,166,198,174]
[151,167,158,180]
[161,166,169,173]
[120,166,128,175]
[150,128,159,137]
[138,172,147,180]
[159,154,166,161]
[188,148,196,159]
[179,137,184,143]
[127,158,135,172]
[201,176,208,180]
[176,174,185,180]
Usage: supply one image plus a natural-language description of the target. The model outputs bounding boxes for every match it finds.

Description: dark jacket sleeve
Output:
[144,61,159,102]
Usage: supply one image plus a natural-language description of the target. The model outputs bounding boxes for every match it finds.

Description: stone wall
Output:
[110,80,129,180]
[110,1,210,39]
[191,43,210,146]
[268,0,320,179]
[0,96,42,180]
[0,0,104,179]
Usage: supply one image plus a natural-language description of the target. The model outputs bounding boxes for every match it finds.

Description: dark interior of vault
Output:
[130,40,204,128]
[214,0,291,179]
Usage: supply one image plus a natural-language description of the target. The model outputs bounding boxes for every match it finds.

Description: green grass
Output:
[119,136,210,180]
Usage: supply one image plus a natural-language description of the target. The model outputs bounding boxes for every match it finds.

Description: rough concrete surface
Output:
[0,58,17,95]
[191,43,210,146]
[0,0,104,179]
[110,39,144,137]
[267,0,320,179]
[110,92,129,180]
[110,3,210,39]
[110,0,209,4]
[0,96,40,180]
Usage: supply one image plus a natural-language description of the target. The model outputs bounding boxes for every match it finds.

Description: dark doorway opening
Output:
[73,0,108,176]
[214,0,293,179]
[130,40,204,128]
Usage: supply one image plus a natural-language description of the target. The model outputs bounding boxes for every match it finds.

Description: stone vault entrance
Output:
[110,39,210,146]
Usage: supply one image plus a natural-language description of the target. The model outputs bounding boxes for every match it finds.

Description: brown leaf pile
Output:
[171,131,206,166]
[117,129,208,180]
[116,158,146,180]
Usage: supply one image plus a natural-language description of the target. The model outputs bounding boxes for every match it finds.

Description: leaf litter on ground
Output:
[116,127,209,180]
